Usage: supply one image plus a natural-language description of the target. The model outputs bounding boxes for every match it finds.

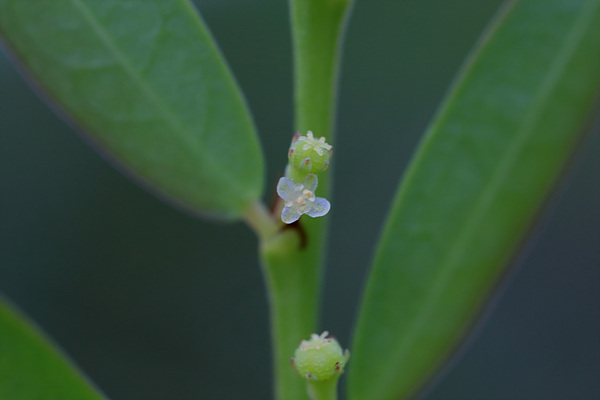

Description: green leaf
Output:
[0,298,107,400]
[0,0,263,219]
[348,1,600,399]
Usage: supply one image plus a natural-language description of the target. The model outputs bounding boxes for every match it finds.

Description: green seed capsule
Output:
[291,331,349,382]
[288,131,332,175]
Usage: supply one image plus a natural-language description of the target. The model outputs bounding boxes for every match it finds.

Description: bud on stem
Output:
[291,331,350,400]
[288,131,333,179]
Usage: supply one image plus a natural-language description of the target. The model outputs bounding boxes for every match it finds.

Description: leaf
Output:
[348,1,600,399]
[0,0,263,219]
[0,298,107,400]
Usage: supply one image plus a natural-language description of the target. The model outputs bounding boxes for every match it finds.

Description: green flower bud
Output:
[292,331,349,382]
[288,131,332,175]
[291,332,349,400]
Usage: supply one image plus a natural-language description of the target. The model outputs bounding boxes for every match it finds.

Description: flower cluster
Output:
[291,331,350,382]
[277,131,333,224]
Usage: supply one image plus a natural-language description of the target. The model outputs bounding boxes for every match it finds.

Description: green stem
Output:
[243,201,279,240]
[307,380,338,400]
[290,0,354,142]
[256,2,354,400]
[261,230,322,400]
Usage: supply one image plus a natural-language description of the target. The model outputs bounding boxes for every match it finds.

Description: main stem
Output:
[255,2,354,400]
[307,380,339,400]
[260,230,323,400]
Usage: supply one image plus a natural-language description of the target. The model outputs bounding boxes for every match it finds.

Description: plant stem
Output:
[243,201,279,240]
[261,230,322,400]
[257,2,354,400]
[307,380,338,400]
[290,0,354,142]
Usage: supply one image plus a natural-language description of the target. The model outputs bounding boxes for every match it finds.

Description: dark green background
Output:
[1,1,598,399]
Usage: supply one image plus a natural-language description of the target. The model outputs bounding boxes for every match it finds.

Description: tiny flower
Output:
[288,131,333,175]
[291,331,350,382]
[277,174,330,224]
[297,131,332,156]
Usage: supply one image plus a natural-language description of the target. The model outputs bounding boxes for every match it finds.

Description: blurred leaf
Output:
[0,0,263,219]
[348,0,600,399]
[0,298,107,400]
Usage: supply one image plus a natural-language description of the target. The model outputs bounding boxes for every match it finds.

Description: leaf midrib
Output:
[69,0,252,204]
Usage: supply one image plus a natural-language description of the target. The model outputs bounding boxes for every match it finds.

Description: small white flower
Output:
[297,131,332,156]
[277,174,330,224]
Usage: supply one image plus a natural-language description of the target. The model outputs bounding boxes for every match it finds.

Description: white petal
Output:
[302,174,319,192]
[306,197,330,218]
[281,206,302,224]
[277,177,297,200]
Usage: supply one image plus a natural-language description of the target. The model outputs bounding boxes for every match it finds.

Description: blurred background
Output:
[1,0,599,399]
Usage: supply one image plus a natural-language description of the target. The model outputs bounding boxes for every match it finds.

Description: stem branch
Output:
[243,201,279,240]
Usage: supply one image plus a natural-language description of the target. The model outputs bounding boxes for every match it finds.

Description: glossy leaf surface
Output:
[0,0,263,219]
[0,298,107,400]
[349,0,600,399]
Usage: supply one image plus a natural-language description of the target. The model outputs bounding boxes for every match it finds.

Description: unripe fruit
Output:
[292,331,349,382]
[288,131,332,175]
